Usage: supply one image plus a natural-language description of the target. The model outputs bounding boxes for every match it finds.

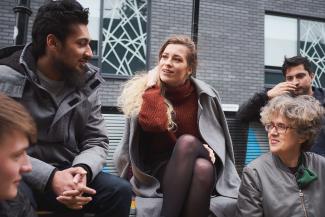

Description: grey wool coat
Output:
[114,77,240,217]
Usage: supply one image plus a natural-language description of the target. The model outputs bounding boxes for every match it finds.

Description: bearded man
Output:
[238,55,325,156]
[0,0,131,216]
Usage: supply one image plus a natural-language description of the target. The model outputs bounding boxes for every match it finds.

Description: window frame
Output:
[264,11,325,88]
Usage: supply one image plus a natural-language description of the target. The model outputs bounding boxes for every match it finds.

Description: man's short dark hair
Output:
[31,0,89,58]
[282,55,313,76]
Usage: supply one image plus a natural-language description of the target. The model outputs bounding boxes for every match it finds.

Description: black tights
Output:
[160,135,215,217]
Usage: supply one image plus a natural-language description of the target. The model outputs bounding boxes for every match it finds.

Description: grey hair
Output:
[260,94,324,151]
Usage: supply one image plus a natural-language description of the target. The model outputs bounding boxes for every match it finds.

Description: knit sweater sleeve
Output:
[139,85,169,132]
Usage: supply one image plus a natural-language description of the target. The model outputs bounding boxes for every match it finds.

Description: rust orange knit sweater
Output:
[138,80,200,163]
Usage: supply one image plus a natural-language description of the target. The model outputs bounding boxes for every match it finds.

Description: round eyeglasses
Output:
[264,122,293,134]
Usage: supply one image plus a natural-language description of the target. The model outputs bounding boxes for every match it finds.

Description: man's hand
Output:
[57,172,96,209]
[267,82,296,99]
[52,167,96,210]
[51,167,86,196]
[56,193,93,210]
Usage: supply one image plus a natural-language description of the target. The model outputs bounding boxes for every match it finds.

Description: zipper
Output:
[197,98,203,139]
[299,189,308,217]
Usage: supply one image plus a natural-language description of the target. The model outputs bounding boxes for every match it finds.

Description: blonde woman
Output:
[236,94,325,217]
[114,35,240,217]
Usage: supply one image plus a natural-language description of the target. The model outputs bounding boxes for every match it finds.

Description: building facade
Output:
[1,0,325,168]
[2,0,325,106]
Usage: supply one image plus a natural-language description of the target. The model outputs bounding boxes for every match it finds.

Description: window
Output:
[80,0,148,77]
[78,0,100,56]
[265,15,297,67]
[300,20,325,87]
[264,14,325,88]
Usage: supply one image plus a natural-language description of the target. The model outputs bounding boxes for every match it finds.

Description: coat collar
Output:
[272,152,309,174]
[10,43,105,128]
[19,43,105,92]
[190,77,217,98]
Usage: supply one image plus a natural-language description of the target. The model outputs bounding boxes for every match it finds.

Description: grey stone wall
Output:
[197,0,325,105]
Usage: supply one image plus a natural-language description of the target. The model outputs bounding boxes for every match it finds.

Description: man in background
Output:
[238,55,325,156]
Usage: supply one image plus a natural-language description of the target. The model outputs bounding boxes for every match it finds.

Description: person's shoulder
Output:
[305,151,325,164]
[313,86,325,99]
[0,45,24,60]
[0,65,26,98]
[245,152,273,170]
[304,152,325,179]
[191,77,219,98]
[0,45,26,77]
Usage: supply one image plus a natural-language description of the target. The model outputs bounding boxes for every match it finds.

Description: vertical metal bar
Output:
[146,0,152,71]
[297,18,300,55]
[191,0,200,47]
[98,0,104,71]
[191,0,200,77]
[13,0,32,45]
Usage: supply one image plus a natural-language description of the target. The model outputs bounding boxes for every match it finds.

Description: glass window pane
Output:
[78,0,101,56]
[300,20,325,88]
[101,0,147,76]
[264,69,284,87]
[265,15,297,66]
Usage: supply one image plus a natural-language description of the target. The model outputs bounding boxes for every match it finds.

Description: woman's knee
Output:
[193,158,215,187]
[174,134,201,156]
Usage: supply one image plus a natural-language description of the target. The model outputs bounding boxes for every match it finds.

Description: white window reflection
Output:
[265,15,297,66]
[78,0,101,56]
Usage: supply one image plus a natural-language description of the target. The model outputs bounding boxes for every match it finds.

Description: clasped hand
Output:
[52,167,96,210]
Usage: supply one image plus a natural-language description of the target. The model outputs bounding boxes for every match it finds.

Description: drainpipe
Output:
[191,0,200,47]
[13,0,32,45]
[191,0,200,76]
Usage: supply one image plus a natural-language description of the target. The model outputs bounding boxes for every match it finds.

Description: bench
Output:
[38,113,269,216]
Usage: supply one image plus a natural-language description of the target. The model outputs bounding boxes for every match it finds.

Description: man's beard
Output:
[55,59,88,89]
[292,86,310,96]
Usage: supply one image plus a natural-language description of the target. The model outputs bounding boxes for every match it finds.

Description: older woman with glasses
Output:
[236,94,325,217]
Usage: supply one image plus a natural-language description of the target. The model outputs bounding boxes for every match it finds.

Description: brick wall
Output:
[1,0,325,107]
[196,0,325,105]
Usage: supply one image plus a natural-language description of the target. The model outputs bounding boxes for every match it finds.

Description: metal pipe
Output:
[191,0,200,47]
[13,0,32,45]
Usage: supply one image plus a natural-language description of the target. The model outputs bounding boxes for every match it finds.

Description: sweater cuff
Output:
[259,91,269,103]
[45,168,58,192]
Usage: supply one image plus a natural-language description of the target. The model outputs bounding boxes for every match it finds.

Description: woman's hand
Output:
[203,144,216,164]
[146,66,159,88]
